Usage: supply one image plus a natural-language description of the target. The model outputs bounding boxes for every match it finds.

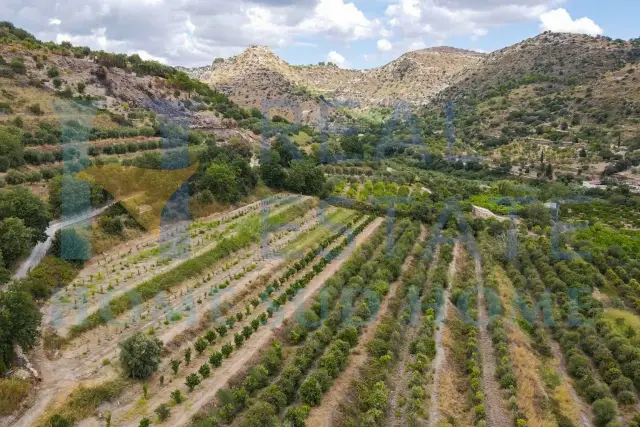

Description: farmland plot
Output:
[22,198,376,427]
[14,198,368,427]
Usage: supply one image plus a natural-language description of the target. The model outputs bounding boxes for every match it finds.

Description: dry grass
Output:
[554,384,581,426]
[509,330,555,427]
[35,378,127,427]
[493,267,515,313]
[498,267,559,427]
[438,311,474,427]
[0,378,31,415]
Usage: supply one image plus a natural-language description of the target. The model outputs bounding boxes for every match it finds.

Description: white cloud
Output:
[380,27,393,38]
[539,8,603,36]
[55,27,118,51]
[327,50,347,67]
[377,38,393,52]
[185,16,196,34]
[4,0,376,66]
[131,49,168,64]
[384,0,559,40]
[298,0,377,40]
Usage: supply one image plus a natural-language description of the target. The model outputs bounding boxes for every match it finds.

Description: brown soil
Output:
[429,242,461,426]
[99,218,384,427]
[474,257,512,427]
[12,197,319,427]
[436,309,474,427]
[307,225,428,427]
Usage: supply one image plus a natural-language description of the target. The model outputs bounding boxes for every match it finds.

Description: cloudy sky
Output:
[2,0,636,68]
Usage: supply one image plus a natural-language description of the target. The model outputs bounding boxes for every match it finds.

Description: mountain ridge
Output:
[182,43,487,120]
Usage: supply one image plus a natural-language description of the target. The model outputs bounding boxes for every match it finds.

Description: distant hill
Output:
[428,32,640,185]
[176,45,485,121]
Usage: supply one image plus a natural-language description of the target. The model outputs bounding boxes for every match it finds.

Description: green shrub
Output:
[154,403,170,421]
[27,103,43,115]
[186,373,201,392]
[10,57,25,74]
[593,398,617,426]
[171,389,183,404]
[0,102,12,114]
[119,333,163,379]
[48,414,72,427]
[300,378,322,406]
[285,405,310,427]
[195,338,208,355]
[241,401,277,427]
[209,351,223,368]
[199,364,211,379]
[616,390,636,405]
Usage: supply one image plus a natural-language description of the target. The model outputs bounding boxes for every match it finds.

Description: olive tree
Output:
[119,332,163,379]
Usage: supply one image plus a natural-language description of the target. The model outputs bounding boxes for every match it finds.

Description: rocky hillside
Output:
[440,32,640,101]
[426,32,640,186]
[190,45,485,121]
[340,47,485,106]
[432,32,640,140]
[0,38,259,146]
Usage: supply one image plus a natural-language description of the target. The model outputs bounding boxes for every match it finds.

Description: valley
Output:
[0,18,639,427]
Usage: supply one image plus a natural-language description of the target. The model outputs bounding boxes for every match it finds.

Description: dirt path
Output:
[41,194,285,330]
[57,205,322,364]
[305,226,424,427]
[69,214,365,427]
[109,218,385,427]
[12,201,321,427]
[549,339,593,427]
[383,227,431,427]
[474,256,512,427]
[428,242,460,426]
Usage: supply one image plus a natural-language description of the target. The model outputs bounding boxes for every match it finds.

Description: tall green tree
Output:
[0,287,42,373]
[202,163,240,203]
[48,175,105,217]
[260,150,286,189]
[0,125,24,169]
[0,217,33,267]
[285,160,326,196]
[0,185,50,238]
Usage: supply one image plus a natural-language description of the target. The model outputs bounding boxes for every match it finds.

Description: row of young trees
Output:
[125,213,374,426]
[514,237,632,427]
[68,199,316,337]
[188,217,394,426]
[289,221,421,421]
[335,224,434,427]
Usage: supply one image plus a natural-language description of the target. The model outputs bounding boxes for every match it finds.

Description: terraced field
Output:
[4,188,640,427]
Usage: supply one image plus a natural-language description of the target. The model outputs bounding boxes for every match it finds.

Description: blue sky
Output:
[2,0,636,68]
[277,0,638,69]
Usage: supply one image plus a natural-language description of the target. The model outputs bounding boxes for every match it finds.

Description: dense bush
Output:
[119,333,163,379]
